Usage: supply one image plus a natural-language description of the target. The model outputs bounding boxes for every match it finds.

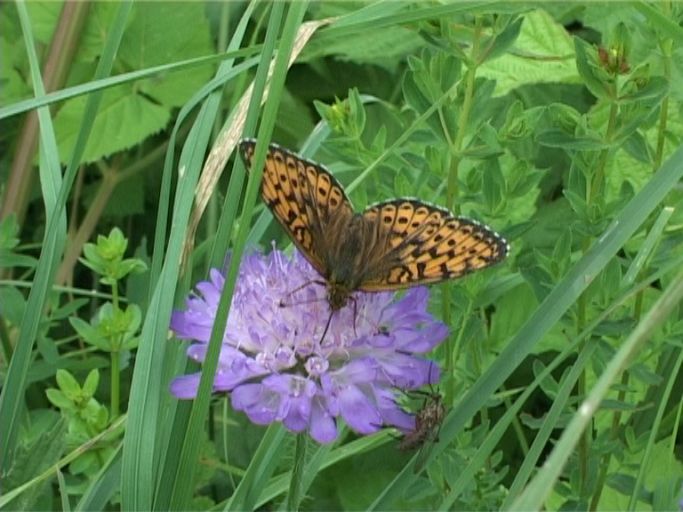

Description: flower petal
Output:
[310,395,338,443]
[169,374,201,399]
[338,385,382,434]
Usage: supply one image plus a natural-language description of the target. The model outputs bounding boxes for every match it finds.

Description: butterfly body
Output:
[323,212,392,310]
[239,139,509,314]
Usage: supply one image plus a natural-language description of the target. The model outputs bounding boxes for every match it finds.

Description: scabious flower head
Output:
[170,247,448,443]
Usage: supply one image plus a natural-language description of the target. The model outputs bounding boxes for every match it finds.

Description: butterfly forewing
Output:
[359,199,508,291]
[240,139,354,278]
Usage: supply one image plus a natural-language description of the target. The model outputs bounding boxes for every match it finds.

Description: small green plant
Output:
[69,227,146,418]
[45,369,112,477]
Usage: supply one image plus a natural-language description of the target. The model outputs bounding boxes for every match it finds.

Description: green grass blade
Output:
[75,445,122,511]
[0,0,130,473]
[151,3,256,510]
[627,343,683,510]
[121,19,261,511]
[120,94,219,509]
[166,2,311,509]
[0,47,260,121]
[512,268,683,510]
[369,144,683,509]
[439,342,594,509]
[225,425,288,511]
[502,254,683,507]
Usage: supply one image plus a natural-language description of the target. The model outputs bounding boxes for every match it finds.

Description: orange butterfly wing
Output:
[359,199,508,291]
[240,140,509,300]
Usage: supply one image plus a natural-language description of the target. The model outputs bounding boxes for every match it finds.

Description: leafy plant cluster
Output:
[1,2,682,511]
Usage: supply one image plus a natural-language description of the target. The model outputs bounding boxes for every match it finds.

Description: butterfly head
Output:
[327,281,353,312]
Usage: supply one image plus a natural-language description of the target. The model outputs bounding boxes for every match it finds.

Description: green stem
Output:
[578,89,620,497]
[286,434,307,511]
[0,314,12,362]
[589,371,629,510]
[653,38,671,171]
[587,101,619,206]
[443,16,483,403]
[110,280,120,418]
[111,350,120,419]
[446,17,483,213]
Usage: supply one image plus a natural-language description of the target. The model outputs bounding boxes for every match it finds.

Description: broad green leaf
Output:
[118,3,214,107]
[478,9,578,96]
[54,84,169,164]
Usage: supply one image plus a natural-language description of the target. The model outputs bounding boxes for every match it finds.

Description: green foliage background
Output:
[1,2,682,510]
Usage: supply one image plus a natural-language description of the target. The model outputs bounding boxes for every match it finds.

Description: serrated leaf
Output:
[76,3,120,62]
[303,23,423,70]
[25,1,62,44]
[2,413,66,511]
[478,9,578,96]
[118,3,214,107]
[54,85,170,165]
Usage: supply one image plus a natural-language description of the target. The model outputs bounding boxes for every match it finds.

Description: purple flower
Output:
[170,247,448,444]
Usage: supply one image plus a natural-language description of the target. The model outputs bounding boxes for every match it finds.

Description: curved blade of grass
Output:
[502,252,683,508]
[0,415,126,509]
[0,1,130,474]
[120,93,225,510]
[121,28,263,512]
[369,144,683,509]
[201,18,333,268]
[166,3,310,510]
[627,340,683,510]
[75,445,122,512]
[512,267,683,510]
[148,3,257,510]
[311,1,503,47]
[0,47,261,121]
[224,424,288,511]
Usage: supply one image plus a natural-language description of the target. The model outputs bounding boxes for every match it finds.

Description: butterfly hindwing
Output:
[359,199,508,291]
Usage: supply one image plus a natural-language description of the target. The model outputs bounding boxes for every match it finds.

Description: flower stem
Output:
[286,434,307,511]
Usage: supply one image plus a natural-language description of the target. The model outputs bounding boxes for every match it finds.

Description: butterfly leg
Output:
[279,279,327,307]
[351,296,358,337]
[318,310,335,345]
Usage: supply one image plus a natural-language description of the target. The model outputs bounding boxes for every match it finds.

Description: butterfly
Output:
[239,139,509,314]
